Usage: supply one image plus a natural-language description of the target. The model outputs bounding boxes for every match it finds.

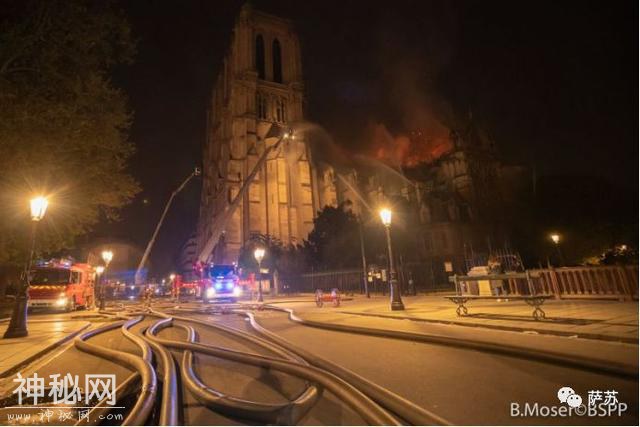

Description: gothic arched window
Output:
[255,35,265,79]
[256,92,267,120]
[272,39,282,83]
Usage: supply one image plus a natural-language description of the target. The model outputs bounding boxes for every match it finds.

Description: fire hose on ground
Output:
[152,310,323,424]
[261,305,637,379]
[236,309,452,426]
[163,305,451,424]
[73,318,157,426]
[147,310,321,424]
[145,316,400,425]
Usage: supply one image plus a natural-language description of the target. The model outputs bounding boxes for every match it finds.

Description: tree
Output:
[303,203,362,270]
[0,1,139,266]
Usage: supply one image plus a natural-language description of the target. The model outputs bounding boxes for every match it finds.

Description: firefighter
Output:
[143,285,153,308]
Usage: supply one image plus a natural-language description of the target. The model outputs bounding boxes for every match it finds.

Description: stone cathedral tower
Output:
[196,5,336,264]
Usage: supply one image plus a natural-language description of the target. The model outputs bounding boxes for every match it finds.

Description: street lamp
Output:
[4,196,49,339]
[99,249,113,310]
[30,197,48,221]
[168,273,178,302]
[549,233,565,267]
[358,218,369,298]
[254,247,265,303]
[102,250,113,265]
[379,208,405,311]
[95,265,105,309]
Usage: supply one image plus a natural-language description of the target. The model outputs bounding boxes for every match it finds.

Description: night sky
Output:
[98,0,637,277]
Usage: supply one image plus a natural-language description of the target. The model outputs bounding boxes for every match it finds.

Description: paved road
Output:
[0,302,637,426]
[243,309,638,425]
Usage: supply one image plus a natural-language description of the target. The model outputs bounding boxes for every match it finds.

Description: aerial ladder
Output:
[196,125,293,264]
[134,167,201,284]
[133,124,292,284]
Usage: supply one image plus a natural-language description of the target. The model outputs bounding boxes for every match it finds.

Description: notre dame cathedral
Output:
[196,4,337,264]
[194,4,522,283]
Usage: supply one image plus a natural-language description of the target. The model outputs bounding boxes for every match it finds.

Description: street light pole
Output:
[550,233,565,267]
[4,196,48,339]
[257,260,263,302]
[94,266,104,309]
[358,218,370,298]
[169,273,178,303]
[100,250,113,310]
[380,208,405,311]
[254,247,265,303]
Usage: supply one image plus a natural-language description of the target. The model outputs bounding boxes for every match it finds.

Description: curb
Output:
[265,306,638,379]
[339,310,639,345]
[240,297,355,305]
[0,322,92,378]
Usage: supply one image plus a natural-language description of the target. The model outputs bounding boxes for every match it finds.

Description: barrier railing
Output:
[280,269,363,294]
[281,265,638,300]
[531,265,638,300]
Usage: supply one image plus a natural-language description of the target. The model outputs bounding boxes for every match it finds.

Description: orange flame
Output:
[370,123,453,167]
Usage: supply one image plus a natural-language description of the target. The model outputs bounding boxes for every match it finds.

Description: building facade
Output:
[351,118,525,287]
[178,233,197,281]
[197,5,335,264]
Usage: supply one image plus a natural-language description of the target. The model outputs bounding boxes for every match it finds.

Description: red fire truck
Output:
[28,259,96,311]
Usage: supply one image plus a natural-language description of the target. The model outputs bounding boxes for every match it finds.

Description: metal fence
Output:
[280,269,364,294]
[280,265,638,300]
[530,265,638,300]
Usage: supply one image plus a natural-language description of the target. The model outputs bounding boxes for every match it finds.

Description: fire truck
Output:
[28,259,95,311]
[201,264,243,303]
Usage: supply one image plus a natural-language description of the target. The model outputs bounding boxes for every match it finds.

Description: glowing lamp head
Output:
[550,234,560,245]
[101,250,113,265]
[379,208,392,227]
[169,273,176,281]
[95,265,105,275]
[30,196,48,221]
[254,247,265,264]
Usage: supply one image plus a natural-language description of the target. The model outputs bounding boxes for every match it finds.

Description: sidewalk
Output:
[0,318,92,378]
[262,294,639,343]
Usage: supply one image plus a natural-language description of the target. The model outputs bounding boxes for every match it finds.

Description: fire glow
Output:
[369,123,453,167]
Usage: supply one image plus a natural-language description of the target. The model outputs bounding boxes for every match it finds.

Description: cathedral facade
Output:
[196,5,336,264]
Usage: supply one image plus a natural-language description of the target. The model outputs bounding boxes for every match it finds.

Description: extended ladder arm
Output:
[134,167,200,284]
[197,130,290,264]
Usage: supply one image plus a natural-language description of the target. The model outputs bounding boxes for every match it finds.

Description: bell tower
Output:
[197,4,335,263]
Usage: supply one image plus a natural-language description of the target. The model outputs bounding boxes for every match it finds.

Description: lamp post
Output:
[99,250,113,310]
[550,233,565,267]
[95,265,105,309]
[167,273,176,302]
[254,247,265,303]
[379,208,405,311]
[4,196,48,339]
[358,218,370,298]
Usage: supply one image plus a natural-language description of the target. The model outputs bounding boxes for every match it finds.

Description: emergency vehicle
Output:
[28,258,95,311]
[201,264,243,303]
